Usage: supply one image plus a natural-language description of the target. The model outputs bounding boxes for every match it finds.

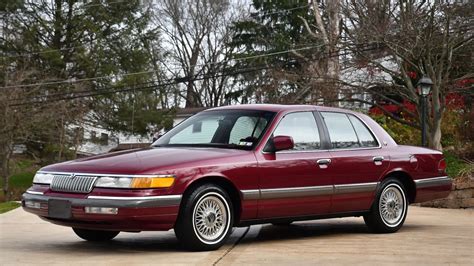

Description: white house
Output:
[75,108,205,156]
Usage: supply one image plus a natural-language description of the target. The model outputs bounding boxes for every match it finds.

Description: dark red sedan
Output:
[23,104,451,250]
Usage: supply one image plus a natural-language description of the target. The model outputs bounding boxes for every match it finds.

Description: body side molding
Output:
[241,182,380,200]
[414,176,451,189]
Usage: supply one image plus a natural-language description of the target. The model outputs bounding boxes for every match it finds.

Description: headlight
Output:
[95,175,175,189]
[33,172,54,184]
[94,177,132,188]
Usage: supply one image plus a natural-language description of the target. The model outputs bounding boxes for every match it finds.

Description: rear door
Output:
[255,111,333,218]
[319,111,390,213]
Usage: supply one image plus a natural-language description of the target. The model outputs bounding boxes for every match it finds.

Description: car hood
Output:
[40,147,250,175]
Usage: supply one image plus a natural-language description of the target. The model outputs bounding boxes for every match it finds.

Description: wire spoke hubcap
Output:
[193,195,228,242]
[379,185,405,226]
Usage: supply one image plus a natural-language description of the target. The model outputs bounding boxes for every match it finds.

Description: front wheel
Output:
[72,228,119,241]
[174,184,233,251]
[364,179,408,233]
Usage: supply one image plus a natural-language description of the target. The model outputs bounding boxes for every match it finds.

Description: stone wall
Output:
[417,175,474,209]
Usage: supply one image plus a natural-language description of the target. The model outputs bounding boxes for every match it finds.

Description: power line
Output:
[8,65,271,107]
[8,45,383,107]
[0,44,326,89]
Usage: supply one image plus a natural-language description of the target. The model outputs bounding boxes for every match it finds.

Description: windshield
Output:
[153,110,275,150]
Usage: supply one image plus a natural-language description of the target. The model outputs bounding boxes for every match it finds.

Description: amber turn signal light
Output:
[131,176,175,188]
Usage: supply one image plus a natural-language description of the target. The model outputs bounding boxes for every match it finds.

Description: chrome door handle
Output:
[373,156,384,165]
[316,159,331,168]
[373,156,384,162]
[316,159,331,165]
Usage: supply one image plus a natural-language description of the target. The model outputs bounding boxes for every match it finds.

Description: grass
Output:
[0,158,38,201]
[444,151,468,178]
[8,172,36,188]
[0,201,21,214]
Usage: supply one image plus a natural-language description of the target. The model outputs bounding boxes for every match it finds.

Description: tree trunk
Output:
[57,116,65,161]
[429,112,443,151]
[0,144,12,202]
[185,81,197,108]
[308,0,341,107]
[325,48,340,106]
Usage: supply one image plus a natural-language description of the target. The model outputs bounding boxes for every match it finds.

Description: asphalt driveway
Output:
[0,206,472,265]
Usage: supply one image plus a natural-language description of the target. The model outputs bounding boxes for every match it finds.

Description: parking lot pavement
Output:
[1,206,473,265]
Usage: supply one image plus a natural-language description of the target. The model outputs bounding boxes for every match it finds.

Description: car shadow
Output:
[43,221,430,254]
[47,232,184,253]
[240,220,430,245]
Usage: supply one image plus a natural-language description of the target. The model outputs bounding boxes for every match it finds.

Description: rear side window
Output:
[321,112,378,149]
[273,112,321,151]
[321,112,359,149]
[348,115,378,147]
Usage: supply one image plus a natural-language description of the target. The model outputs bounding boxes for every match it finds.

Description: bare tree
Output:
[155,0,244,107]
[297,0,343,105]
[0,69,53,200]
[342,0,473,150]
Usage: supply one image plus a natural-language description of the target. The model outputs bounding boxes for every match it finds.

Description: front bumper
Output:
[22,191,182,231]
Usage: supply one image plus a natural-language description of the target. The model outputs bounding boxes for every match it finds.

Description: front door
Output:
[255,111,333,218]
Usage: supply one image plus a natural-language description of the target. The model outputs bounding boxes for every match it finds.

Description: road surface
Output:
[0,206,472,265]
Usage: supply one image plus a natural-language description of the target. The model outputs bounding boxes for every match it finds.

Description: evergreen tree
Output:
[229,0,321,103]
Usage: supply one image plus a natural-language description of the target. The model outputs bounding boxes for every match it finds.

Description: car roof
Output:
[206,104,358,114]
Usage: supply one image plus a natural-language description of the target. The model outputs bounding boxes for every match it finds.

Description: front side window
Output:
[154,110,275,150]
[272,112,321,151]
[229,116,268,145]
[321,112,377,149]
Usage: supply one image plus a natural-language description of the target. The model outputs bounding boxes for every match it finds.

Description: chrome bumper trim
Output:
[87,195,182,201]
[26,190,44,195]
[414,176,452,189]
[22,193,182,208]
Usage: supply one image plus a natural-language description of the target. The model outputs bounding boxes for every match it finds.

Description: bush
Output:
[371,115,420,145]
[444,151,468,178]
[0,158,39,201]
[371,111,471,178]
[371,109,471,154]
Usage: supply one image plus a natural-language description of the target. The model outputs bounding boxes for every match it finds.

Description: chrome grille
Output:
[50,174,97,193]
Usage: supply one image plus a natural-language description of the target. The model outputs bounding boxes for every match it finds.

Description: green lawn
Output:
[0,201,21,214]
[0,158,38,201]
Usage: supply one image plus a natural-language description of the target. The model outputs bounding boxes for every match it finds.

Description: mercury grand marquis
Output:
[23,104,452,250]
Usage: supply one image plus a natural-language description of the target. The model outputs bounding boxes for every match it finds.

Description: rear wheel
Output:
[174,184,233,251]
[364,179,408,233]
[72,228,119,241]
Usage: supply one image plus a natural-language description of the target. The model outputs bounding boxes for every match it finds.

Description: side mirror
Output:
[273,135,294,152]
